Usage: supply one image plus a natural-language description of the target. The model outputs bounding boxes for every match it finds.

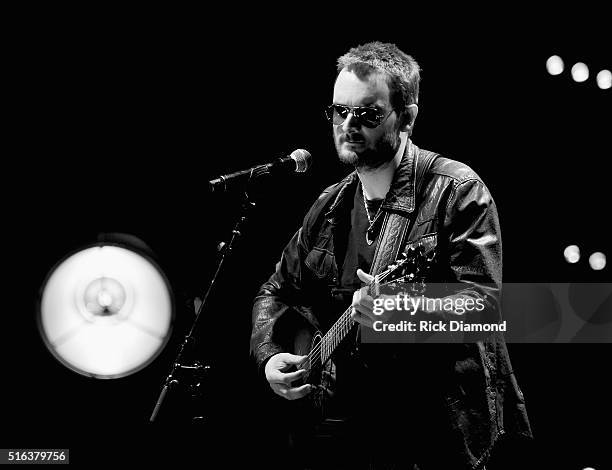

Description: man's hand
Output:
[350,269,395,328]
[349,269,375,328]
[264,353,312,400]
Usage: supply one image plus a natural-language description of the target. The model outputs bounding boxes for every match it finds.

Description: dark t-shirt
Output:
[324,183,385,417]
[305,183,447,464]
[339,183,384,290]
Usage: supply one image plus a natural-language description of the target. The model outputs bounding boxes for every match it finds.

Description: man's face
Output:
[332,68,401,169]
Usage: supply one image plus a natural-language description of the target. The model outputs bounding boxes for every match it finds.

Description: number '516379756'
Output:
[4,450,68,463]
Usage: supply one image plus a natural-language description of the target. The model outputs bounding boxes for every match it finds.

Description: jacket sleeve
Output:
[441,177,503,323]
[249,227,309,368]
[248,181,335,369]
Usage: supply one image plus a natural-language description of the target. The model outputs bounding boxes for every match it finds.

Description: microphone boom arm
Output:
[208,149,311,193]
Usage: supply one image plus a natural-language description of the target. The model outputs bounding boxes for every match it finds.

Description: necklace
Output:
[362,183,384,245]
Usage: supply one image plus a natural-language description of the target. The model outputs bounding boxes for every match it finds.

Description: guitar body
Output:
[292,327,336,418]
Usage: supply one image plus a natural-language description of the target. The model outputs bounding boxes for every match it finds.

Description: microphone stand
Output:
[149,187,257,423]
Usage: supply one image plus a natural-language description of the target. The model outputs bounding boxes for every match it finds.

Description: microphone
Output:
[208,149,312,193]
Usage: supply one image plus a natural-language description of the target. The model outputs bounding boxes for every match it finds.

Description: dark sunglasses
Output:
[324,104,393,128]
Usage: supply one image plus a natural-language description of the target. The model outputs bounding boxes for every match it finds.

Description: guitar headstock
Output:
[371,242,436,296]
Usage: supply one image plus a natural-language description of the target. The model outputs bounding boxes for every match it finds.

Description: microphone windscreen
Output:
[290,149,312,173]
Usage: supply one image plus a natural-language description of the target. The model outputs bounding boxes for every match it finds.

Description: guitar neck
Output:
[319,307,355,364]
[317,281,379,364]
[304,246,429,371]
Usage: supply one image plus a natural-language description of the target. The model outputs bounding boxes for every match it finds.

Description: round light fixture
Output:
[38,239,174,379]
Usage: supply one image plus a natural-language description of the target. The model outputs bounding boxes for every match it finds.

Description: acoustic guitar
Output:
[293,243,435,414]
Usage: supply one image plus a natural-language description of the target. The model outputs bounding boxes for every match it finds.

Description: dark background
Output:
[3,8,610,469]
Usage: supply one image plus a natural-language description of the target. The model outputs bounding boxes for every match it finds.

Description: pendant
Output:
[366,230,374,245]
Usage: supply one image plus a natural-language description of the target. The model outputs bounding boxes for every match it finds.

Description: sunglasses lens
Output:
[325,105,342,124]
[331,105,350,125]
[326,105,385,128]
[355,108,382,128]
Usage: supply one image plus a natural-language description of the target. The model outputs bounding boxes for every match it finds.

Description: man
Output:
[251,42,532,469]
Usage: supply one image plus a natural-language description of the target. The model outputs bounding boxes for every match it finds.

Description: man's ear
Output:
[399,104,419,133]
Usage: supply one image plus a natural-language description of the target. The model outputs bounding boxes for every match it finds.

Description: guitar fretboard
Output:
[305,247,428,371]
[313,281,379,365]
[319,307,355,364]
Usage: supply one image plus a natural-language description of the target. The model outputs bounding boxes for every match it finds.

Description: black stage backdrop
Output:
[3,9,610,469]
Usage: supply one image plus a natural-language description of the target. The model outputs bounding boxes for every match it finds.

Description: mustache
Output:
[340,133,365,143]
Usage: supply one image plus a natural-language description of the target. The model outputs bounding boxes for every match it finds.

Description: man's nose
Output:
[341,112,360,132]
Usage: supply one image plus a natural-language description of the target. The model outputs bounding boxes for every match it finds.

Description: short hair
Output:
[336,42,421,115]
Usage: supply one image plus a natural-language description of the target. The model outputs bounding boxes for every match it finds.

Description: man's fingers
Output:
[282,353,308,366]
[270,383,312,400]
[356,268,375,284]
[286,384,312,400]
[353,303,375,321]
[351,285,376,328]
[265,353,310,384]
[350,306,374,328]
[270,383,289,398]
[270,368,307,385]
[352,288,374,309]
[358,288,374,309]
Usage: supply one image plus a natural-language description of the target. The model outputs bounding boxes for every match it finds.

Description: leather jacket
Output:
[251,141,532,468]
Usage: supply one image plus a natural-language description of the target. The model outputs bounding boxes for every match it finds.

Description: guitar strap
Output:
[369,147,439,276]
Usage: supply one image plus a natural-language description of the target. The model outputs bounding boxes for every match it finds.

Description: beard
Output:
[335,128,401,170]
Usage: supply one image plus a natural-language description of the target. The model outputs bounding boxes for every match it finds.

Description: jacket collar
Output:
[325,139,418,219]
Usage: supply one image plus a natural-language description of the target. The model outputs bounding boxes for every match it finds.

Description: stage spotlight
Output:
[38,239,174,379]
[546,55,564,75]
[564,245,581,263]
[571,62,589,82]
[589,252,606,271]
[596,69,611,89]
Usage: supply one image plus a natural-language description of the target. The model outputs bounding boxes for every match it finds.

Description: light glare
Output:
[571,62,589,82]
[546,55,564,75]
[589,252,606,271]
[596,69,611,89]
[564,245,580,264]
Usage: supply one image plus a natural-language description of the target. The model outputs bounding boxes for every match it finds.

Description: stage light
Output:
[596,69,611,89]
[38,241,174,379]
[571,62,589,82]
[589,252,606,271]
[564,245,580,264]
[546,55,564,75]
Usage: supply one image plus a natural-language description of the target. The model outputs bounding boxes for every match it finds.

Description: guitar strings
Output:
[304,266,408,371]
[305,271,415,372]
[315,270,388,358]
[305,266,400,366]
